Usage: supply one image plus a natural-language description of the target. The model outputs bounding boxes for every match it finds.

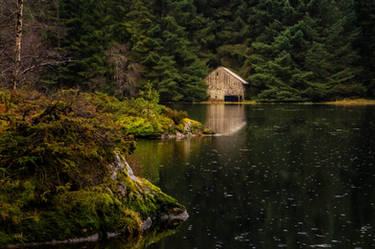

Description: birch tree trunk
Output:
[13,0,24,90]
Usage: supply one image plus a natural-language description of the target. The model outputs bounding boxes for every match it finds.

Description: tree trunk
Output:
[13,0,24,90]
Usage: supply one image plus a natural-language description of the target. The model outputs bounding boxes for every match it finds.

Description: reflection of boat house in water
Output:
[205,67,248,102]
[206,104,246,135]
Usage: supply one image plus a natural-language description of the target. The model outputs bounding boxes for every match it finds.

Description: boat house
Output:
[205,67,248,101]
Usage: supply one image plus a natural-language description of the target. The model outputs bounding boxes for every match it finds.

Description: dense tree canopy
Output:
[0,0,374,101]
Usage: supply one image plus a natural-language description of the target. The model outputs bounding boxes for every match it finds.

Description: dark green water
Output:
[130,104,375,249]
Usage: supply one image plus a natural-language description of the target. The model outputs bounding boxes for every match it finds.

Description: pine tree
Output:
[245,0,364,100]
[45,0,115,90]
[355,0,375,96]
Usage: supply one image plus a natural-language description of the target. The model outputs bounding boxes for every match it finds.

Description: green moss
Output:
[113,170,184,223]
[118,116,155,137]
[181,118,204,134]
[203,128,215,134]
[0,177,179,245]
[153,116,175,134]
[0,89,187,246]
[175,123,184,132]
[117,115,176,137]
[0,168,184,245]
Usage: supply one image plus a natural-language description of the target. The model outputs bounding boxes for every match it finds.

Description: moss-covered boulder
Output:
[0,154,187,246]
[174,118,214,136]
[0,90,187,247]
[181,118,204,134]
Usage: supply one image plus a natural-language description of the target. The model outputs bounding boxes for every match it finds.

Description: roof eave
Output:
[222,67,248,85]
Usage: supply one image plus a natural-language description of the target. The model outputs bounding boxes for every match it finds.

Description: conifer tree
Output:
[355,0,375,96]
[7,0,370,101]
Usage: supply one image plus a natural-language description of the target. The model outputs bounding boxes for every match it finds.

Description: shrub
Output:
[162,107,188,125]
[118,116,155,137]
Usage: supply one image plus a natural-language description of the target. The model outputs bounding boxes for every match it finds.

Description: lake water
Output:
[130,104,375,249]
[25,104,375,249]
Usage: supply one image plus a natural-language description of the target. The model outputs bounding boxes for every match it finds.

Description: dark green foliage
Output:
[45,0,115,90]
[9,0,374,101]
[243,0,366,101]
[355,0,375,96]
[123,0,208,101]
[44,0,208,101]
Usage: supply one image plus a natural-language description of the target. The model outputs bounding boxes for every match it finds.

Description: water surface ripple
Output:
[132,104,375,249]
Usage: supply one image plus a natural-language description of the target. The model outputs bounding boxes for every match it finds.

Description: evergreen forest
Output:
[1,0,374,101]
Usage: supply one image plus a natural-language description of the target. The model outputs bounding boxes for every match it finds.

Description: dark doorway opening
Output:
[224,95,239,102]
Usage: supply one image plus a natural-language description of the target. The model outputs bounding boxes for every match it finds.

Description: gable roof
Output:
[221,67,248,84]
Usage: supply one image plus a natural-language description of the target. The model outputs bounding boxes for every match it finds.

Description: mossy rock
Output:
[181,118,204,134]
[0,166,186,246]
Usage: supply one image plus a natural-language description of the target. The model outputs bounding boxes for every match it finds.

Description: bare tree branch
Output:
[20,59,75,75]
[1,67,12,75]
